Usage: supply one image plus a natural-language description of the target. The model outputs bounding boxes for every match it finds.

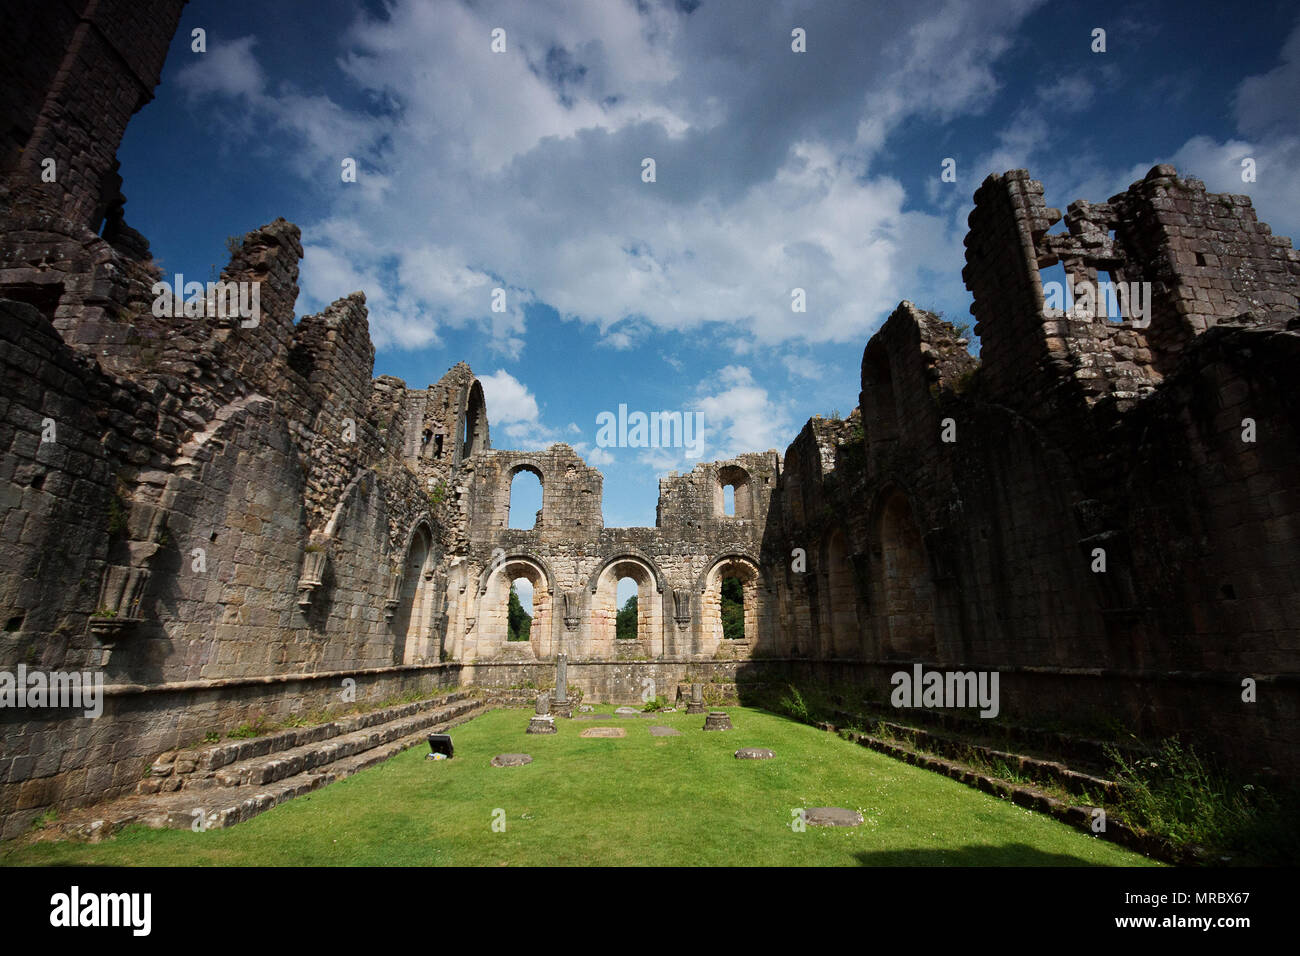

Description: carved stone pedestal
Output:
[526,715,556,734]
[703,711,732,731]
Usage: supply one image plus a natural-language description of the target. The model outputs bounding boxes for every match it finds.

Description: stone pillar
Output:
[527,692,556,734]
[553,653,571,717]
[686,683,706,714]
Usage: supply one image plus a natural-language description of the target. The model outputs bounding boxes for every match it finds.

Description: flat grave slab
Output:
[649,726,681,737]
[491,753,533,767]
[804,807,863,827]
[579,727,626,738]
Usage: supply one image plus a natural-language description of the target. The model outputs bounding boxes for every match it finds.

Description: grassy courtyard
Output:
[3,706,1156,866]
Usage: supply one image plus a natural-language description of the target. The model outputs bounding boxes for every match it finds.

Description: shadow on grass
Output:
[854,843,1108,866]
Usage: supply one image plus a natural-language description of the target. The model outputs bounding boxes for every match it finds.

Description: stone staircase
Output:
[41,690,486,842]
[828,707,1127,802]
[812,704,1196,862]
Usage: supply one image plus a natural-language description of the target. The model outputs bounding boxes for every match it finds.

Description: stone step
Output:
[847,712,1123,806]
[822,721,1187,864]
[830,712,1124,801]
[140,689,477,793]
[193,697,481,791]
[828,702,1150,773]
[51,702,489,842]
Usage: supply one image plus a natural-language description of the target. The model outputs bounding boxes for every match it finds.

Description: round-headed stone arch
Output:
[506,461,545,530]
[588,553,665,659]
[392,519,437,665]
[715,464,753,518]
[476,554,554,660]
[868,484,937,659]
[697,553,764,658]
[820,525,862,657]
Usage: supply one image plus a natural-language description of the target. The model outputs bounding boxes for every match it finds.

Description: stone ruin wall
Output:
[761,168,1300,779]
[1,0,1298,835]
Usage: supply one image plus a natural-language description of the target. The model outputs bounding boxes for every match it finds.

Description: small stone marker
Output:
[686,684,706,715]
[702,711,732,731]
[526,714,556,734]
[580,727,626,738]
[734,747,774,759]
[649,726,681,737]
[527,693,556,733]
[491,753,533,767]
[804,807,863,827]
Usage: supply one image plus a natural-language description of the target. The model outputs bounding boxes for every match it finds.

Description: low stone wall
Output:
[0,661,461,839]
[460,658,779,705]
[739,659,1300,780]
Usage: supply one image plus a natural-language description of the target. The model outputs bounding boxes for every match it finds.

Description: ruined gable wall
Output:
[448,446,786,672]
[764,169,1300,776]
[1111,166,1300,356]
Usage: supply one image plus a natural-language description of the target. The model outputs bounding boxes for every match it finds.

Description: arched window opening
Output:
[615,575,638,640]
[479,558,551,659]
[393,525,435,665]
[861,342,899,447]
[721,575,744,639]
[590,558,663,658]
[508,468,543,529]
[507,577,534,641]
[871,490,937,659]
[702,557,759,654]
[716,465,752,519]
[824,528,859,656]
[462,381,487,459]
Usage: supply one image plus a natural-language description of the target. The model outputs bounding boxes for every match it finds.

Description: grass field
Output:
[2,706,1158,866]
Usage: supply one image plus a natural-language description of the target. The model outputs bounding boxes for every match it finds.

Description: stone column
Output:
[553,654,572,717]
[527,692,556,734]
[556,654,568,701]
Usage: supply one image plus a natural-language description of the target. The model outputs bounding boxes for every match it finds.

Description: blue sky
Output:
[117,0,1300,535]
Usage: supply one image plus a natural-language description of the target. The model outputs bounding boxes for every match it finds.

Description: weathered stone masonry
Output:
[1,1,1297,836]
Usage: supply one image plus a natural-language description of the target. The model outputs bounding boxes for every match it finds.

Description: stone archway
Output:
[870,488,937,659]
[461,379,488,460]
[822,527,861,657]
[590,556,664,660]
[392,523,436,665]
[477,556,553,660]
[699,555,761,659]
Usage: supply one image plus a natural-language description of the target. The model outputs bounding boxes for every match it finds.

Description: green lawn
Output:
[3,707,1158,866]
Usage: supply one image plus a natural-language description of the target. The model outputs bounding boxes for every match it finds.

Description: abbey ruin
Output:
[1,0,1297,838]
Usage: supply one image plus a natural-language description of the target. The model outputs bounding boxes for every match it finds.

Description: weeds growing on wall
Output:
[1105,738,1300,864]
